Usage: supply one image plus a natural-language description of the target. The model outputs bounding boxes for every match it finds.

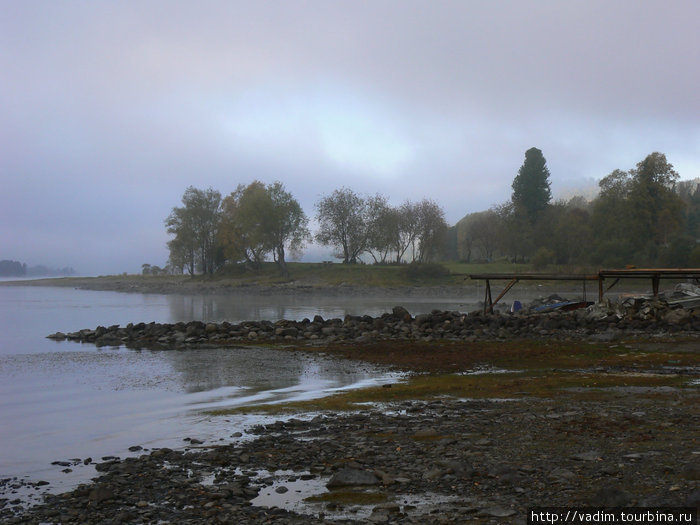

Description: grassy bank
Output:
[214,261,510,286]
[218,260,602,286]
[2,261,685,298]
[1,261,533,289]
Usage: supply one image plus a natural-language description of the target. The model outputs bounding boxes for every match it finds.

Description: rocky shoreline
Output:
[5,296,699,524]
[4,394,699,524]
[48,298,700,349]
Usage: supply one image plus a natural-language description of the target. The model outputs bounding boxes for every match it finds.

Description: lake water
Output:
[0,285,470,497]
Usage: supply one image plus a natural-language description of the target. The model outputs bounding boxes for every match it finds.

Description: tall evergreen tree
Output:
[511,147,552,222]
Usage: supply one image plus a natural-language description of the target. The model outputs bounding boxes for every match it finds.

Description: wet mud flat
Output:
[4,334,699,524]
[3,392,698,524]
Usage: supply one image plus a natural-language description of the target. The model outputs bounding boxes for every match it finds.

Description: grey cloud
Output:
[1,1,698,274]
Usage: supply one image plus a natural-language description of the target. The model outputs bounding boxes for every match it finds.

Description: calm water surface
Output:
[0,285,469,494]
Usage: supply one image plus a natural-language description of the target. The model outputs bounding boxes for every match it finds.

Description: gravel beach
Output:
[3,391,698,524]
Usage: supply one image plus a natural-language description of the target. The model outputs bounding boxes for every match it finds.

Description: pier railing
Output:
[467,268,700,314]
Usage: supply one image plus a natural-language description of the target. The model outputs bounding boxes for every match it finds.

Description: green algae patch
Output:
[206,368,696,416]
[302,338,699,374]
[204,337,698,416]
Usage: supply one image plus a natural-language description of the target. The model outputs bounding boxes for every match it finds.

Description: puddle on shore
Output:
[194,447,469,520]
[247,469,464,520]
[251,470,329,512]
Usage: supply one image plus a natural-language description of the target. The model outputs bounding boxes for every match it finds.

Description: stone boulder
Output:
[391,306,412,321]
[326,466,380,488]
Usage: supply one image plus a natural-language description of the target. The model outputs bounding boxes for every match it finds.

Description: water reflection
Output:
[165,293,471,324]
[0,286,454,489]
[0,344,399,483]
[161,346,383,397]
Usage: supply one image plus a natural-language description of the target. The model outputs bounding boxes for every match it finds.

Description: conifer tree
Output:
[511,147,552,222]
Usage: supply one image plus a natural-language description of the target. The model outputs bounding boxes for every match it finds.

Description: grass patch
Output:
[217,262,457,287]
[114,261,581,288]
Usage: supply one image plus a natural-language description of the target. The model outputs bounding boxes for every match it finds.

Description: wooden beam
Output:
[486,278,520,314]
[599,268,700,278]
[468,269,700,305]
[483,279,492,314]
[470,273,598,281]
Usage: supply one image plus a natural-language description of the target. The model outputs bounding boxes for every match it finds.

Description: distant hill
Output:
[26,264,77,277]
[0,259,76,277]
[0,260,26,277]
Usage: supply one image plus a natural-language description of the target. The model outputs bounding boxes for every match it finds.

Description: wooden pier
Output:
[468,268,700,314]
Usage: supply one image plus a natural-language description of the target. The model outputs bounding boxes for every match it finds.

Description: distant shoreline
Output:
[0,274,478,298]
[0,272,666,306]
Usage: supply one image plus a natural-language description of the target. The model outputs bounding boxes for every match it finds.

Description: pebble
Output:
[4,393,697,524]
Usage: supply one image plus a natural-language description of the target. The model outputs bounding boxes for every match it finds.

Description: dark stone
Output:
[680,463,700,480]
[686,488,700,509]
[326,467,379,488]
[88,485,114,503]
[391,306,411,320]
[593,485,631,507]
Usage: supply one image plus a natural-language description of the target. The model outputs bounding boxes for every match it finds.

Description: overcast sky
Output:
[2,1,699,275]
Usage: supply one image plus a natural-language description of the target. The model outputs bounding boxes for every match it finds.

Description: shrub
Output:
[400,262,451,281]
[690,245,700,267]
[658,235,694,267]
[590,240,635,268]
[532,248,555,270]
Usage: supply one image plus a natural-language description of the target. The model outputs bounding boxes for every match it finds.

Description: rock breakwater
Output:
[48,299,699,349]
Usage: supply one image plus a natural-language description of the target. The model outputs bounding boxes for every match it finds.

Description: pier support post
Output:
[485,278,519,314]
[484,280,492,314]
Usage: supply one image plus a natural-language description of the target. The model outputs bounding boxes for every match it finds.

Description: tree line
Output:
[164,182,448,276]
[451,149,700,268]
[0,260,77,277]
[0,260,26,277]
[163,149,700,276]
